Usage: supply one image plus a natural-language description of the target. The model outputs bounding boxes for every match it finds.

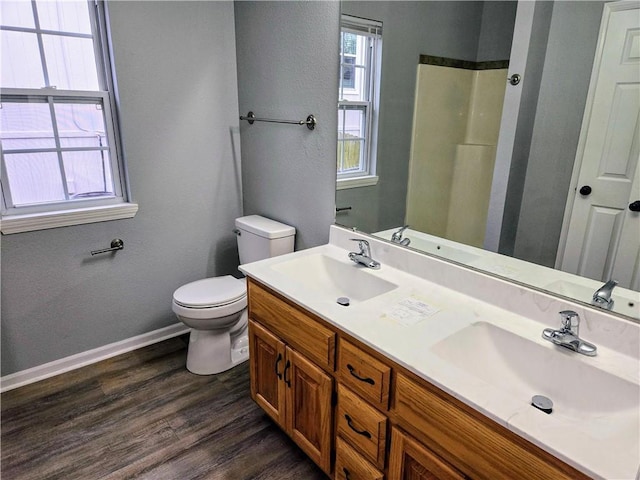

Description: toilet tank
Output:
[235,215,296,264]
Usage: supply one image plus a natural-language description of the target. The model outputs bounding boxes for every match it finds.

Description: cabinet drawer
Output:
[335,436,384,480]
[248,279,336,371]
[394,373,589,480]
[336,384,387,469]
[337,339,391,410]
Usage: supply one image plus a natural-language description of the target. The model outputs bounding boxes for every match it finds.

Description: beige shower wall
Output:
[406,64,507,246]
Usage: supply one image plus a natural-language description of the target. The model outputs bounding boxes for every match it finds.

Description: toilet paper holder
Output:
[91,239,124,256]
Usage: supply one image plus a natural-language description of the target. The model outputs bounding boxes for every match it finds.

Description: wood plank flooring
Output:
[1,336,328,480]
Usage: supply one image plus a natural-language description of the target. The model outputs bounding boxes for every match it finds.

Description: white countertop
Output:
[240,226,640,480]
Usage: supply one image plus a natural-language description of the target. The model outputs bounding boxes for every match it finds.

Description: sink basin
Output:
[271,253,398,303]
[544,280,640,319]
[431,322,639,419]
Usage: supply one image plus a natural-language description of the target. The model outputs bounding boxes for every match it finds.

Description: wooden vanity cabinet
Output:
[393,373,589,480]
[248,320,333,474]
[247,279,336,476]
[388,427,467,480]
[335,436,385,480]
[247,278,590,480]
[249,320,286,426]
[336,384,387,469]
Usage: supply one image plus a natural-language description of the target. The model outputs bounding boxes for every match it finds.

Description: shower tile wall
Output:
[406,63,507,247]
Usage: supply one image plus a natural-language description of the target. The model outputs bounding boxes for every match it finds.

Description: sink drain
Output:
[337,297,350,307]
[531,395,553,414]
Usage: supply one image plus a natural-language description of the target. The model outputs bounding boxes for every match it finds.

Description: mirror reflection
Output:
[335,1,640,320]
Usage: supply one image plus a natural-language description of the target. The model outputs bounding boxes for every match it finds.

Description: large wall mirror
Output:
[335,0,640,321]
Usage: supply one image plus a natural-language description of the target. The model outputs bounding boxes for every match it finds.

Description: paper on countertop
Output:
[380,297,440,327]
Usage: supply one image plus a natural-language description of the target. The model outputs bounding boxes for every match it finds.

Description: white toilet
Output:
[172,215,296,375]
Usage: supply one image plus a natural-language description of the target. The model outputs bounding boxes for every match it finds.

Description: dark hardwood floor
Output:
[1,336,328,480]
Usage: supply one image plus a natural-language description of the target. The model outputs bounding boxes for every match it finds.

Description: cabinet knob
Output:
[629,200,640,212]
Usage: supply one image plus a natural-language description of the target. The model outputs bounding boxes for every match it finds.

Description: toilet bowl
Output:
[172,215,296,375]
[172,275,249,375]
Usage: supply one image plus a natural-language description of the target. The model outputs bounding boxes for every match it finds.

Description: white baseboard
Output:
[0,323,190,393]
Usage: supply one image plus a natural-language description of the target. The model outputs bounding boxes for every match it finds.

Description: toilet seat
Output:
[173,276,246,309]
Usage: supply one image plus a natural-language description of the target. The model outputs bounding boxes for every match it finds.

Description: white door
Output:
[558,1,640,289]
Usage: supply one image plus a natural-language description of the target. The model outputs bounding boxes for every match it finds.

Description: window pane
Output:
[43,34,99,90]
[62,150,113,198]
[337,139,363,173]
[0,101,56,150]
[36,0,92,34]
[341,108,365,139]
[342,32,356,55]
[0,30,45,88]
[0,1,35,28]
[4,152,65,205]
[341,57,355,90]
[55,102,107,148]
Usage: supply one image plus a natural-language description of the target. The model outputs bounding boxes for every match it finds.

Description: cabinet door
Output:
[388,427,466,480]
[249,320,286,428]
[285,346,333,475]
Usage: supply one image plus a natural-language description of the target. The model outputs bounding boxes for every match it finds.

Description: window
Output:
[337,15,382,189]
[0,0,136,234]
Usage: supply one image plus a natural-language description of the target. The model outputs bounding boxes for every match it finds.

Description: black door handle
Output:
[579,185,592,196]
[274,353,282,380]
[629,200,640,212]
[347,364,375,385]
[344,414,372,438]
[283,360,291,387]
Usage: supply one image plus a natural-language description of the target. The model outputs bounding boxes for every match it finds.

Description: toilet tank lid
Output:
[235,215,296,239]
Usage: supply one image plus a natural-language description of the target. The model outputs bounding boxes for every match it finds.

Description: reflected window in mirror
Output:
[337,15,381,190]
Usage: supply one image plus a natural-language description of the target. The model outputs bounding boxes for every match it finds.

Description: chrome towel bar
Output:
[239,111,316,130]
[91,238,124,256]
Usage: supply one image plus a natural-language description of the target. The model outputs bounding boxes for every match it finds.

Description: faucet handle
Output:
[349,238,370,255]
[391,225,410,241]
[559,310,580,333]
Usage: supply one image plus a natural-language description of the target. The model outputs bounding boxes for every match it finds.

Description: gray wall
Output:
[499,1,554,256]
[1,1,242,375]
[234,1,340,250]
[477,1,517,61]
[512,1,605,266]
[336,1,515,233]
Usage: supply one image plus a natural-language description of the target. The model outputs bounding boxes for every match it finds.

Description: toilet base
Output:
[186,327,249,375]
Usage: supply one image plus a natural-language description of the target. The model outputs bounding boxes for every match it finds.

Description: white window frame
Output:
[0,0,136,234]
[337,15,382,190]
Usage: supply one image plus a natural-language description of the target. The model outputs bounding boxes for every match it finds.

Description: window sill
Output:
[336,175,379,190]
[1,203,139,234]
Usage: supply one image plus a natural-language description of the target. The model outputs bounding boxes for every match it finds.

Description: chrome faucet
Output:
[591,279,618,310]
[348,239,381,269]
[391,225,411,246]
[542,310,597,356]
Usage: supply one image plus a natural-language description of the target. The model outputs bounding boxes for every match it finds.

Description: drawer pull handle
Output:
[284,360,291,387]
[275,353,282,380]
[345,414,371,438]
[343,467,351,480]
[347,364,375,385]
